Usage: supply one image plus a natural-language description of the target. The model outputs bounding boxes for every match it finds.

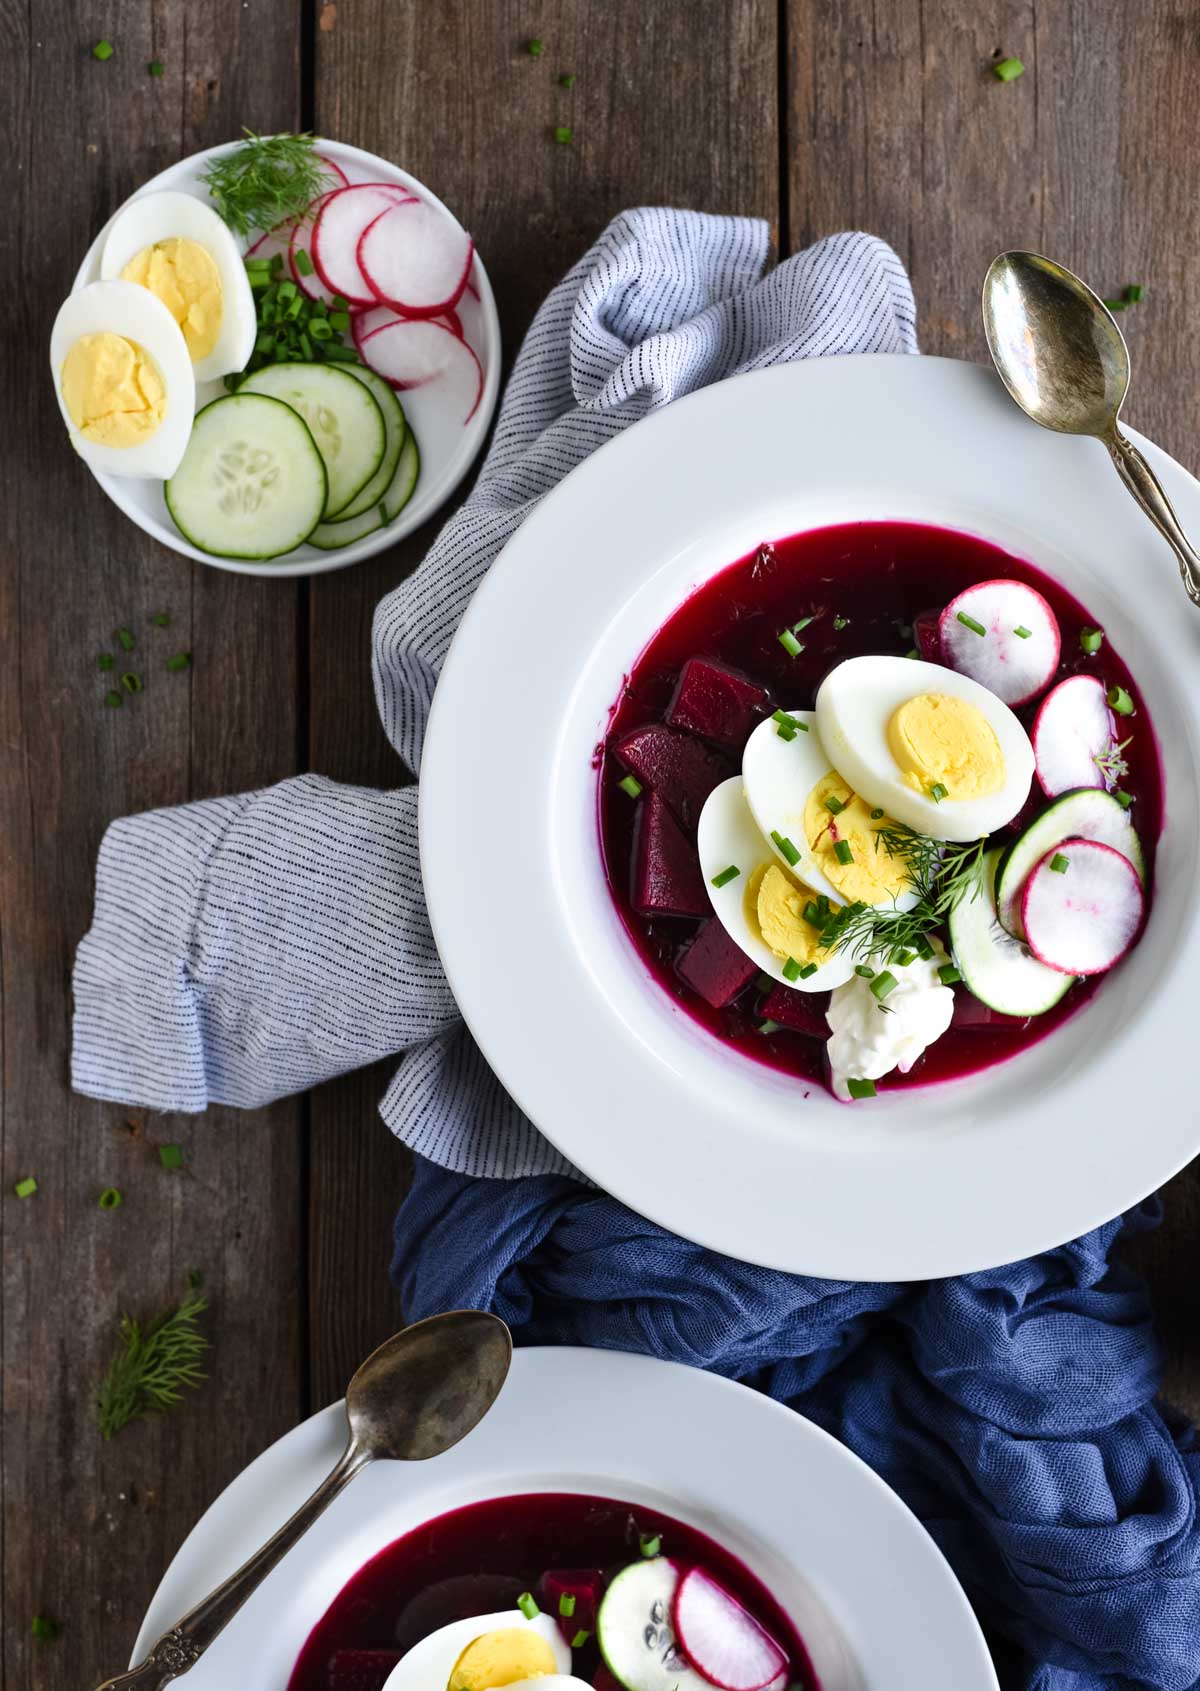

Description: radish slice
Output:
[311,183,417,305]
[672,1569,787,1691]
[358,199,474,316]
[938,579,1061,706]
[1021,838,1145,975]
[315,153,349,189]
[288,190,340,302]
[243,156,348,263]
[362,317,484,421]
[353,305,403,350]
[1032,675,1117,797]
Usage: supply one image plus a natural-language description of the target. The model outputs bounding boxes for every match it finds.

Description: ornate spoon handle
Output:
[1107,428,1200,608]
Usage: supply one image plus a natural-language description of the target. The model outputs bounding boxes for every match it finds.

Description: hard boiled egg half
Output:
[383,1609,573,1691]
[49,281,195,479]
[99,190,256,383]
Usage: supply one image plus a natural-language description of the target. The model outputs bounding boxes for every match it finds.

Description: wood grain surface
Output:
[1,3,1196,1686]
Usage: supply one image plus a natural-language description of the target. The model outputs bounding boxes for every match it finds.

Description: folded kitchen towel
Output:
[71,210,1200,1691]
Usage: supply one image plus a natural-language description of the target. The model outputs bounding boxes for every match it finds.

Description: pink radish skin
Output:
[357,199,474,317]
[938,578,1061,706]
[243,156,349,265]
[362,317,484,420]
[1021,838,1144,976]
[288,190,340,303]
[671,1566,787,1691]
[1032,675,1117,797]
[311,183,418,305]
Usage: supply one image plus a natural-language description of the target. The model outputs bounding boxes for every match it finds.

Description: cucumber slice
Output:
[996,788,1144,939]
[164,394,327,561]
[598,1560,711,1691]
[331,366,406,520]
[949,847,1073,1015]
[238,361,385,518]
[307,429,420,550]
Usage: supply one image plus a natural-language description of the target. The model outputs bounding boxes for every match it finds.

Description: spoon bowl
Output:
[347,1309,514,1462]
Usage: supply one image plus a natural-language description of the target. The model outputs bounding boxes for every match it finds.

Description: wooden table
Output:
[3,3,1198,1684]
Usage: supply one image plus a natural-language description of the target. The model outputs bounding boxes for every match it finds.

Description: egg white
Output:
[697,778,856,991]
[49,281,195,480]
[815,656,1035,843]
[99,189,257,382]
[382,1610,569,1691]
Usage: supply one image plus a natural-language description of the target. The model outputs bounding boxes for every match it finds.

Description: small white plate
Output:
[420,354,1200,1279]
[132,1347,997,1690]
[70,139,501,577]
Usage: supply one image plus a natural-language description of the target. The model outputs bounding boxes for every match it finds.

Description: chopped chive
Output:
[854,964,875,979]
[803,901,821,925]
[99,1187,123,1211]
[816,895,830,917]
[329,310,351,333]
[31,1616,57,1641]
[560,72,577,87]
[772,708,798,729]
[992,55,1025,81]
[777,627,803,657]
[116,627,135,651]
[1013,625,1033,640]
[331,294,350,312]
[847,1077,877,1100]
[148,58,164,75]
[617,774,642,799]
[904,647,920,660]
[870,970,897,1000]
[1080,627,1104,655]
[894,948,917,967]
[1114,789,1134,809]
[938,964,963,986]
[294,247,315,277]
[92,38,114,60]
[98,652,114,671]
[559,1594,577,1618]
[833,840,854,865]
[775,723,796,741]
[1107,684,1135,715]
[710,864,740,889]
[151,611,170,627]
[928,782,948,803]
[639,1532,661,1558]
[870,807,885,819]
[754,971,775,993]
[915,935,934,960]
[14,1176,37,1199]
[517,1592,539,1620]
[526,37,545,55]
[956,611,987,636]
[554,125,574,144]
[824,794,845,815]
[770,831,801,867]
[159,1143,184,1170]
[571,1630,591,1650]
[1127,284,1144,302]
[1103,297,1128,312]
[798,962,818,980]
[104,690,123,709]
[1050,853,1070,873]
[120,671,142,694]
[782,957,802,982]
[833,615,849,630]
[758,1019,783,1035]
[165,652,192,673]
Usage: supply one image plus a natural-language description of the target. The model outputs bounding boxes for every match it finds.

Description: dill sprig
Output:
[97,1289,209,1440]
[1093,735,1131,784]
[818,826,988,963]
[201,130,329,237]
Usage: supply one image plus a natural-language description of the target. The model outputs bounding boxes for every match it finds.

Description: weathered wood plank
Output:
[0,4,304,1686]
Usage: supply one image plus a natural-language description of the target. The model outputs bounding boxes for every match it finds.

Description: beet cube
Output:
[760,984,830,1039]
[676,918,758,1007]
[950,989,1030,1033]
[328,1650,403,1691]
[666,657,770,752]
[913,607,942,664]
[540,1568,605,1639]
[613,725,731,831]
[632,793,709,917]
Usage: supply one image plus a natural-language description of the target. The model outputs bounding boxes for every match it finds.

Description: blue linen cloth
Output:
[69,210,1200,1690]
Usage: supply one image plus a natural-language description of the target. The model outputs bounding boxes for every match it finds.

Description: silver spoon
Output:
[982,250,1200,608]
[94,1309,513,1691]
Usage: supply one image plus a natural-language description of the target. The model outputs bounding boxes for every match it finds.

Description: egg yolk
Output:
[61,333,166,447]
[747,863,826,965]
[121,237,222,362]
[887,693,1005,801]
[802,772,911,904]
[448,1629,558,1691]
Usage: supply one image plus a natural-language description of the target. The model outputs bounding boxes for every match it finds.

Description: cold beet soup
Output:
[598,521,1160,1102]
[288,1492,817,1691]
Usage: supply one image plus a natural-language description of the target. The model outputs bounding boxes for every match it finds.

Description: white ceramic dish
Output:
[420,355,1200,1280]
[70,139,501,577]
[132,1347,997,1690]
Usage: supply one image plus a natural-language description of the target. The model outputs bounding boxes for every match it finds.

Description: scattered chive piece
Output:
[833,615,849,630]
[104,690,123,709]
[782,957,802,982]
[710,864,740,889]
[159,1143,184,1171]
[1013,625,1033,640]
[772,708,799,730]
[792,615,815,633]
[816,895,830,917]
[928,782,948,803]
[754,971,775,993]
[956,611,987,636]
[833,840,854,865]
[770,831,801,867]
[99,1187,123,1211]
[992,55,1024,81]
[571,1630,591,1650]
[617,774,642,799]
[31,1616,57,1641]
[120,671,142,694]
[165,652,192,673]
[938,964,963,986]
[798,962,818,980]
[854,964,875,978]
[870,970,897,1000]
[14,1176,38,1199]
[526,37,545,55]
[915,935,934,960]
[1114,789,1134,809]
[847,1078,877,1100]
[559,72,577,87]
[758,1019,782,1035]
[775,722,796,741]
[92,39,114,60]
[329,310,351,333]
[1103,297,1127,312]
[904,647,920,660]
[152,611,170,627]
[1108,684,1135,715]
[148,58,164,76]
[894,948,916,966]
[517,1593,539,1620]
[294,247,315,277]
[1050,853,1070,873]
[803,901,821,925]
[1128,284,1144,302]
[98,653,114,671]
[554,125,573,144]
[117,627,135,651]
[1080,627,1104,655]
[639,1532,661,1558]
[824,795,845,814]
[869,807,884,819]
[559,1594,577,1618]
[777,628,803,657]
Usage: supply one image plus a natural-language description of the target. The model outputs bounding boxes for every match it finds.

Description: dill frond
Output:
[201,130,329,237]
[817,826,988,964]
[97,1290,209,1440]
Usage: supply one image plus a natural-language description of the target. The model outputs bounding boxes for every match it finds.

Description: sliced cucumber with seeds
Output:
[165,394,326,560]
[307,428,420,550]
[238,361,385,517]
[949,846,1073,1016]
[597,1559,713,1691]
[329,366,406,520]
[996,788,1144,939]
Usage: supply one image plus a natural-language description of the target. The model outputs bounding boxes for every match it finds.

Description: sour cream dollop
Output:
[826,937,956,1100]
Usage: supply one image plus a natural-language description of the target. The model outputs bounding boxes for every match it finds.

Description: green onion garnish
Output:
[775,723,796,741]
[915,935,934,960]
[1128,284,1144,302]
[847,1078,877,1100]
[148,58,164,76]
[1050,853,1070,873]
[992,55,1025,80]
[560,72,577,88]
[330,310,351,333]
[98,653,114,671]
[928,782,948,803]
[14,1176,37,1199]
[165,652,192,673]
[711,865,740,889]
[31,1615,57,1641]
[777,628,803,657]
[518,1592,540,1620]
[894,948,916,966]
[854,964,875,978]
[770,831,801,867]
[159,1144,184,1170]
[526,37,545,55]
[1103,297,1128,312]
[782,957,802,982]
[117,627,135,651]
[1080,627,1104,655]
[1114,789,1134,809]
[825,795,845,814]
[617,774,642,799]
[792,615,815,633]
[758,1019,783,1035]
[104,690,123,709]
[798,962,818,979]
[92,38,114,59]
[152,611,170,627]
[833,840,854,865]
[870,970,897,1000]
[121,671,142,694]
[99,1187,123,1210]
[294,247,315,277]
[938,964,963,986]
[833,615,849,630]
[816,895,830,917]
[554,126,574,144]
[1013,625,1032,640]
[571,1630,591,1650]
[956,611,987,636]
[904,648,920,659]
[870,807,884,819]
[640,1531,661,1557]
[559,1594,577,1618]
[1108,685,1135,715]
[803,901,820,925]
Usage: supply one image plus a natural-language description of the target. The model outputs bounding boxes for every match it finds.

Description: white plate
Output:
[132,1347,996,1690]
[420,355,1200,1279]
[70,139,501,577]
